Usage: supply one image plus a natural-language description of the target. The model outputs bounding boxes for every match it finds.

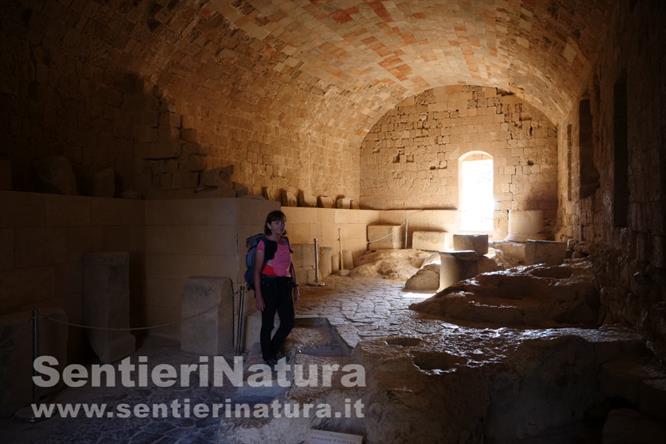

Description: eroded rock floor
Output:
[2,275,664,444]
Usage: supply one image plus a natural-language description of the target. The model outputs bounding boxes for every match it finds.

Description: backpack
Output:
[243,234,293,290]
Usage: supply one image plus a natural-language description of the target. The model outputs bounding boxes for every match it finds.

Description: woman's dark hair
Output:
[264,210,287,235]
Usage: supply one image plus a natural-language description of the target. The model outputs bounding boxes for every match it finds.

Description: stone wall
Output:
[144,197,278,340]
[0,1,361,202]
[556,1,666,356]
[0,191,144,359]
[360,85,558,239]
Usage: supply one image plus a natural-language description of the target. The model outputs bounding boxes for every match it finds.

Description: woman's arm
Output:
[254,244,265,311]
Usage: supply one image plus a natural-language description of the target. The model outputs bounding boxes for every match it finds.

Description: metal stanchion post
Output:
[15,308,47,423]
[238,285,245,355]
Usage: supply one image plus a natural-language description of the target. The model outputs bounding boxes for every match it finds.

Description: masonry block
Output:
[524,240,567,265]
[368,225,402,249]
[453,234,489,254]
[181,276,234,355]
[413,231,448,251]
[83,252,135,363]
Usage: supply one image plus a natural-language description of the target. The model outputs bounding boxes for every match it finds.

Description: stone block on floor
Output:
[368,225,402,249]
[412,231,448,251]
[319,246,333,278]
[181,276,234,355]
[293,243,316,270]
[439,250,482,291]
[453,234,489,254]
[83,252,135,363]
[525,240,567,265]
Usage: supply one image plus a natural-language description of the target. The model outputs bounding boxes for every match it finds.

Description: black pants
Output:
[259,276,295,361]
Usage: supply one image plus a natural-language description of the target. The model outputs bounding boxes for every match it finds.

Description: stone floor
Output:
[296,275,438,348]
[1,275,662,444]
[0,276,400,444]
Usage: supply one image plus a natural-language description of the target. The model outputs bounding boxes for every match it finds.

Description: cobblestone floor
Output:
[1,276,413,444]
[297,275,442,348]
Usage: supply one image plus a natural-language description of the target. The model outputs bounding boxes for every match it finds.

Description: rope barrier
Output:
[367,210,425,245]
[42,301,221,332]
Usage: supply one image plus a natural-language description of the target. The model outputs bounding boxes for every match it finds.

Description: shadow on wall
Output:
[1,68,242,199]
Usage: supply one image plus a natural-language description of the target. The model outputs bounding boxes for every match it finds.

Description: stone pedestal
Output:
[368,225,402,249]
[83,252,135,363]
[331,252,340,273]
[342,249,354,269]
[319,246,333,278]
[453,234,489,254]
[181,276,234,355]
[439,250,482,291]
[412,231,448,251]
[293,243,316,284]
[0,307,68,417]
[525,240,567,265]
[507,210,547,241]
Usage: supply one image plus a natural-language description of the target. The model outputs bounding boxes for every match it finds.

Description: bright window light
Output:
[459,155,494,233]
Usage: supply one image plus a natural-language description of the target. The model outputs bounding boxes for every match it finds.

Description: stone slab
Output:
[181,276,234,355]
[367,225,402,249]
[453,234,489,254]
[412,231,448,251]
[319,246,333,278]
[292,243,316,270]
[439,251,482,290]
[525,240,567,266]
[83,252,135,363]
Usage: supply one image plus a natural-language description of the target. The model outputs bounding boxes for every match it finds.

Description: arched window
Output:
[458,151,494,233]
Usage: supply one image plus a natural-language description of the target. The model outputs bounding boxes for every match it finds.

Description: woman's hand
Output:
[255,294,265,312]
[293,286,300,305]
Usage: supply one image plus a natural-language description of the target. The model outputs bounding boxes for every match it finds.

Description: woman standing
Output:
[253,210,300,365]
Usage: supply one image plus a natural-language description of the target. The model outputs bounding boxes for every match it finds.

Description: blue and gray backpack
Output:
[243,234,293,290]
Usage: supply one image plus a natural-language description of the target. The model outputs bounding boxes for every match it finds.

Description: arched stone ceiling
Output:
[9,0,614,134]
[205,0,612,126]
[3,0,615,196]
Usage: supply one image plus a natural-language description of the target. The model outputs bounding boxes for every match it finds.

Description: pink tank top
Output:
[257,238,292,277]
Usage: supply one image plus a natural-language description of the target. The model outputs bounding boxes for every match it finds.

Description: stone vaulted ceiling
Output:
[2,0,615,195]
[19,0,613,131]
[208,0,612,125]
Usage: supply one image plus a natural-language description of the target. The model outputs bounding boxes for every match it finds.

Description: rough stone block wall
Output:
[0,1,361,201]
[0,191,144,361]
[360,85,558,238]
[556,2,666,357]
